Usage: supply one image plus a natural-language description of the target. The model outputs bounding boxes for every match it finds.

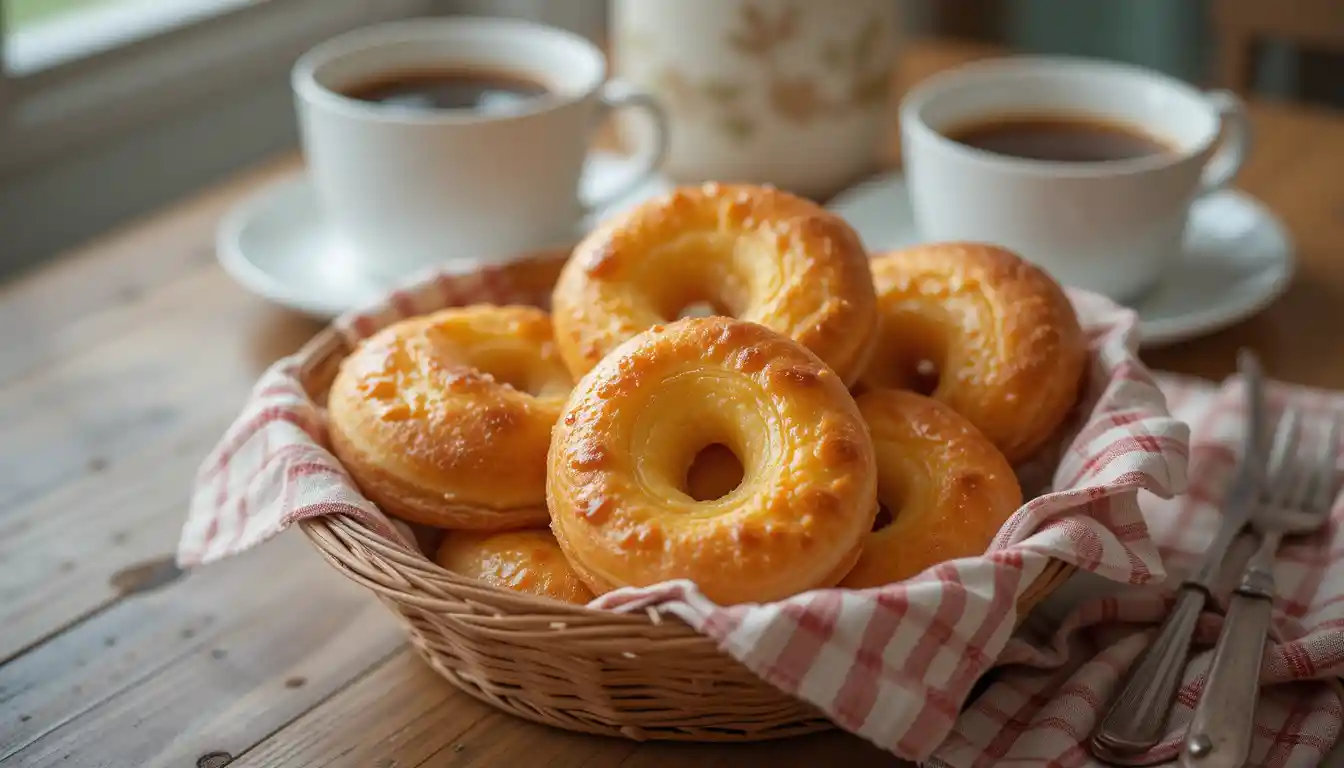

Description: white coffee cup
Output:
[901,56,1250,301]
[292,18,668,283]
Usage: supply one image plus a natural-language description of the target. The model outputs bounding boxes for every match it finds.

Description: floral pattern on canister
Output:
[613,0,898,197]
[618,0,894,143]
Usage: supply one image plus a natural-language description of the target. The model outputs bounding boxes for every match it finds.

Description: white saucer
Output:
[826,171,1295,347]
[217,152,676,320]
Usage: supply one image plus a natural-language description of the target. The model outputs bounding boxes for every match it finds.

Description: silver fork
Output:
[1181,407,1341,768]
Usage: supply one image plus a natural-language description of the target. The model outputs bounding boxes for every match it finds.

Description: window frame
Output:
[0,0,436,176]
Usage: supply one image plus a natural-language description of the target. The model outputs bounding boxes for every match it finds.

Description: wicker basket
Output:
[296,251,1076,742]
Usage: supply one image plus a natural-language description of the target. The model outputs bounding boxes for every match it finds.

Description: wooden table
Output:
[2,40,1342,768]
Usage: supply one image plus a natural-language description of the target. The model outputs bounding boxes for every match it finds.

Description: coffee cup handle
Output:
[1199,90,1252,195]
[582,80,669,215]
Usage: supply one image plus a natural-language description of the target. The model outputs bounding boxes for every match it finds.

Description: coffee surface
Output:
[942,113,1173,163]
[341,68,550,114]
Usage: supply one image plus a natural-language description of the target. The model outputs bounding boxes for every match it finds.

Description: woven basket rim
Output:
[300,513,1073,620]
[300,514,705,624]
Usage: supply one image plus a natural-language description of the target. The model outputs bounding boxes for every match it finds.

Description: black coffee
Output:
[341,68,550,114]
[942,113,1173,163]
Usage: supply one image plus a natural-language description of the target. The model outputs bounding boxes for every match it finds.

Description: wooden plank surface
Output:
[232,649,898,768]
[0,252,322,660]
[1,39,1342,768]
[0,535,404,768]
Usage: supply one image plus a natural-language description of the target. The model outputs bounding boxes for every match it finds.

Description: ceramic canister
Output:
[612,0,900,199]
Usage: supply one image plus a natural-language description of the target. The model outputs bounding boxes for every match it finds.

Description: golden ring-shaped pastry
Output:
[547,316,878,605]
[552,183,878,385]
[840,389,1023,589]
[857,243,1086,463]
[435,529,594,604]
[328,305,571,529]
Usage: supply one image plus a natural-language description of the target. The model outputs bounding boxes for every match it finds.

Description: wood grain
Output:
[0,266,320,510]
[0,156,318,660]
[231,649,565,768]
[232,648,899,768]
[0,535,403,768]
[0,431,219,662]
[1211,0,1344,52]
[0,265,321,660]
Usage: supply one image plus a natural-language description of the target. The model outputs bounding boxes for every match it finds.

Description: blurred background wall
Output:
[0,0,1338,279]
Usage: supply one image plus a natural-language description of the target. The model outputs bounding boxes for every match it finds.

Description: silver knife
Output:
[1089,349,1267,760]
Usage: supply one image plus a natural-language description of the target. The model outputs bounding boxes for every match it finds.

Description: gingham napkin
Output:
[928,375,1344,768]
[179,263,1193,762]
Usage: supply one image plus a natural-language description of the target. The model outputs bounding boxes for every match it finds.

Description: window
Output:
[5,0,262,75]
[0,0,435,173]
[0,0,582,274]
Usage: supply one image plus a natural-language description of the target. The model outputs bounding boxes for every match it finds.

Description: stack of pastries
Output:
[327,183,1087,606]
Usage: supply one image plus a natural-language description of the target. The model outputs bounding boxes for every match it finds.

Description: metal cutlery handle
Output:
[1091,587,1207,754]
[1183,529,1282,768]
[1181,593,1273,768]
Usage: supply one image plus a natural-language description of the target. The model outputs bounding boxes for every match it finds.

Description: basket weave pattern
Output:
[302,513,1070,741]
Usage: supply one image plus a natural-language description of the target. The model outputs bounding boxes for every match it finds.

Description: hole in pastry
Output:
[489,369,533,394]
[468,349,542,395]
[869,310,949,396]
[684,443,745,501]
[659,278,743,321]
[872,503,894,532]
[675,301,720,319]
[909,358,940,397]
[873,474,907,531]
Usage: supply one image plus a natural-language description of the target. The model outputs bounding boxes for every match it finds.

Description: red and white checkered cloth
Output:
[929,376,1344,768]
[179,263,1330,765]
